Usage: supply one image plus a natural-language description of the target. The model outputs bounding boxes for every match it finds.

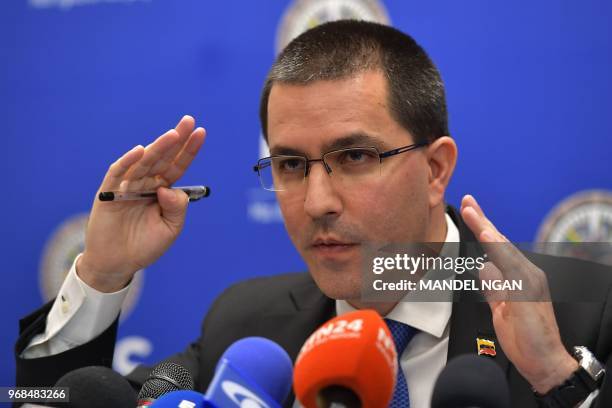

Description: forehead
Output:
[266,71,413,154]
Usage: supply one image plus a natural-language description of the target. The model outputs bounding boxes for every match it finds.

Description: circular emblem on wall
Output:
[276,0,391,54]
[535,190,612,265]
[39,213,144,321]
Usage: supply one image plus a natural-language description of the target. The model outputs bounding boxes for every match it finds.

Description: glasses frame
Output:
[253,141,429,191]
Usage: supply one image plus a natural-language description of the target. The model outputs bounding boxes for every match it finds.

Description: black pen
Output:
[98,185,211,202]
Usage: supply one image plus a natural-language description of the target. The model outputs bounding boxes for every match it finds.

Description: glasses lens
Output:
[257,156,306,191]
[324,147,381,182]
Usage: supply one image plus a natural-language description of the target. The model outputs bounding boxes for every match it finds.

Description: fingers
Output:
[479,262,506,307]
[125,129,181,181]
[460,195,497,241]
[100,115,204,196]
[175,115,196,139]
[118,175,166,193]
[157,186,189,230]
[461,195,550,300]
[100,145,145,191]
[461,194,485,218]
[148,115,196,176]
[461,194,526,275]
[162,127,206,185]
[461,195,511,243]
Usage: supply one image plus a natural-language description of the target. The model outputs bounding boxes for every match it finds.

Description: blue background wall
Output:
[1,0,611,388]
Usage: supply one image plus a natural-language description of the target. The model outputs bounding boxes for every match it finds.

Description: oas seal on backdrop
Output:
[39,213,144,321]
[276,0,390,54]
[535,190,612,265]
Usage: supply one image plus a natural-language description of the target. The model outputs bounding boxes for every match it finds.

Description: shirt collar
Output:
[336,212,459,338]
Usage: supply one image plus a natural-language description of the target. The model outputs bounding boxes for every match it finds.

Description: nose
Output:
[303,161,343,220]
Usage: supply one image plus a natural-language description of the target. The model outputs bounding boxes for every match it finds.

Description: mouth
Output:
[310,238,359,257]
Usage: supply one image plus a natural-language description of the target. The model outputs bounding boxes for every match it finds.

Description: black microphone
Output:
[48,366,136,408]
[431,355,510,408]
[136,361,194,407]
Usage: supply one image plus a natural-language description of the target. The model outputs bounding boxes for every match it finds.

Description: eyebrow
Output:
[269,132,387,156]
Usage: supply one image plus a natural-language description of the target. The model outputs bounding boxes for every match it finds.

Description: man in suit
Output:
[15,21,611,407]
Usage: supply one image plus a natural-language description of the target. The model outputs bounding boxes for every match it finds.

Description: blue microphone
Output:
[150,390,207,407]
[204,337,294,408]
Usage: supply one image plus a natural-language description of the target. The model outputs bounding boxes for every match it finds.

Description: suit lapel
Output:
[254,279,334,408]
[447,292,511,373]
[255,278,335,363]
[446,206,511,375]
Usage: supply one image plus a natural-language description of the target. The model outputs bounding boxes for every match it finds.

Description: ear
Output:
[426,136,458,208]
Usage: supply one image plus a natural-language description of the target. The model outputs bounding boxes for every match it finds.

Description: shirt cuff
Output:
[22,253,131,358]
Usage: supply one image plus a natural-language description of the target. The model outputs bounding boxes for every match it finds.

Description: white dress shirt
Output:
[22,254,130,358]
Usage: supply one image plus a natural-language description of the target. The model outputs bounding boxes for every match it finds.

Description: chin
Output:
[308,267,362,300]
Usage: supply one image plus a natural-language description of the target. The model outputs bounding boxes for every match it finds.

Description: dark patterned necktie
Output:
[384,318,418,408]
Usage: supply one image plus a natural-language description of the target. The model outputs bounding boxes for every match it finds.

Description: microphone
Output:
[204,336,294,408]
[293,310,398,408]
[150,390,206,407]
[49,365,136,408]
[137,361,195,407]
[431,354,510,408]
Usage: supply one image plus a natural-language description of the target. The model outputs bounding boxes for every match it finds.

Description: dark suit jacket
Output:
[15,207,612,407]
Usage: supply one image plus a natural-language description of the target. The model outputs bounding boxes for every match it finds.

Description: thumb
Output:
[157,187,188,229]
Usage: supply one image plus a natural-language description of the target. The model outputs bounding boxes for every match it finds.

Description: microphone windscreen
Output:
[150,390,206,407]
[138,361,194,403]
[293,310,398,408]
[51,366,135,408]
[431,354,510,408]
[216,337,293,404]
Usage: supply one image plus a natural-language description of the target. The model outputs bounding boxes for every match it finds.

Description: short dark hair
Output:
[259,20,449,144]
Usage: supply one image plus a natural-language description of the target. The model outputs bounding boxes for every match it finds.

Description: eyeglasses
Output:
[253,142,428,192]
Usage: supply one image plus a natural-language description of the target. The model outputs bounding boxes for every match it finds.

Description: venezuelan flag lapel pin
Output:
[476,336,497,357]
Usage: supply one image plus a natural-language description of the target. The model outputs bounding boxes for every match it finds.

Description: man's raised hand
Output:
[77,115,206,292]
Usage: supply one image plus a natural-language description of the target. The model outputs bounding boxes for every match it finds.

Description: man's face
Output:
[267,70,433,300]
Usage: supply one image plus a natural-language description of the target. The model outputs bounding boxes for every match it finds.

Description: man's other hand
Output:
[460,194,579,394]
